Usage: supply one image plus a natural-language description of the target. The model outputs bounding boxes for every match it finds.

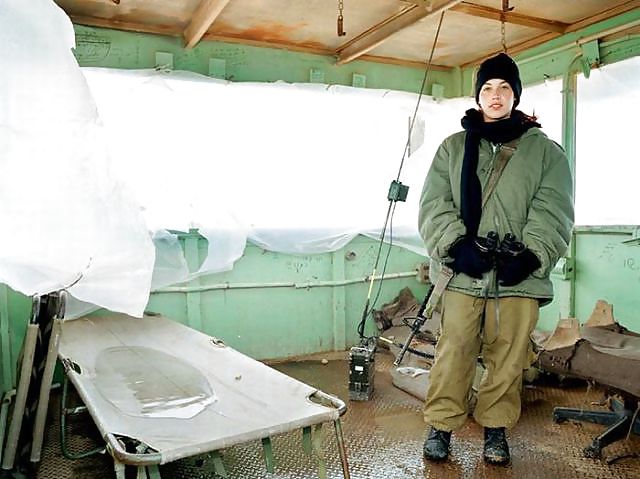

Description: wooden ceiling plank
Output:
[203,33,335,56]
[201,33,451,70]
[69,15,183,37]
[184,0,232,49]
[563,0,640,33]
[450,2,568,33]
[335,0,464,65]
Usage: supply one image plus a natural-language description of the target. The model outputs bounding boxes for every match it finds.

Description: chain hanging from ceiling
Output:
[337,0,346,36]
[500,0,513,52]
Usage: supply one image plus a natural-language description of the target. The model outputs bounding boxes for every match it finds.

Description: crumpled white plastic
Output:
[0,0,154,317]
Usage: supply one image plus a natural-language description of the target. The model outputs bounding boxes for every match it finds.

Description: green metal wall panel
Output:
[537,277,570,332]
[573,228,640,331]
[147,234,429,360]
[73,25,453,96]
[71,10,640,100]
[3,227,640,396]
[0,285,30,394]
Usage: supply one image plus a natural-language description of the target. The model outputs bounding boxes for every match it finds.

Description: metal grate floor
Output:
[32,351,640,479]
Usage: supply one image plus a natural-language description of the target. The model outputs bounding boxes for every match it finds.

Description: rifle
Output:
[393,266,453,366]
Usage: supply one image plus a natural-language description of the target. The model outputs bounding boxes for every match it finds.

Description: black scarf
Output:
[460,109,540,237]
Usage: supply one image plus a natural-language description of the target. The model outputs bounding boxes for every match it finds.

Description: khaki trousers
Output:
[423,290,539,431]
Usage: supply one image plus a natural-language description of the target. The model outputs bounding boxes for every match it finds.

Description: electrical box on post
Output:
[387,180,409,202]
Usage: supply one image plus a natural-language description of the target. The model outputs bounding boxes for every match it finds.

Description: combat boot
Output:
[483,427,510,465]
[423,427,451,461]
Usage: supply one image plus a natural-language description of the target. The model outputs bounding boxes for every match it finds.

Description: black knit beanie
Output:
[474,53,522,107]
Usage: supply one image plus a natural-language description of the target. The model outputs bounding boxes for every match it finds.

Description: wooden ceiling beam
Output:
[335,0,464,65]
[450,2,569,33]
[68,15,182,37]
[69,14,450,71]
[463,0,640,68]
[183,0,232,49]
[204,32,452,69]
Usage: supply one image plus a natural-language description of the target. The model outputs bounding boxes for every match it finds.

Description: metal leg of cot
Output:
[30,317,63,463]
[309,390,351,479]
[146,464,162,479]
[333,419,351,479]
[1,323,39,470]
[114,461,126,479]
[302,426,312,455]
[261,436,275,473]
[211,450,228,478]
[312,423,327,479]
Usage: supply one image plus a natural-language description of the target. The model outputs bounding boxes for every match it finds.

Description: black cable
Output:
[368,203,396,315]
[357,202,396,339]
[395,11,446,182]
[356,11,446,341]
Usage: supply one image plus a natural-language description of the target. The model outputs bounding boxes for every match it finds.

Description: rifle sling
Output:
[481,138,519,209]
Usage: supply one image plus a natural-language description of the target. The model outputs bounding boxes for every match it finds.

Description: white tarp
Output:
[0,0,154,316]
[1,0,571,313]
[576,57,640,225]
[81,68,476,265]
[82,67,564,273]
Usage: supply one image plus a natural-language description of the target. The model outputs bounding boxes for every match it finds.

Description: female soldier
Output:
[418,53,574,465]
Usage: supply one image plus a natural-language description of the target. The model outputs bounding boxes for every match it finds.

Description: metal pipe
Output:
[2,323,38,470]
[333,419,351,479]
[105,433,162,466]
[30,318,63,462]
[310,390,347,416]
[569,229,577,318]
[59,376,105,460]
[153,271,417,294]
[573,228,634,236]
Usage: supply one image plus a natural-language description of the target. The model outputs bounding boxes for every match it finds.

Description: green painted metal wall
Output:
[140,227,640,352]
[573,227,640,329]
[535,228,640,333]
[3,227,640,395]
[73,25,453,97]
[0,234,431,392]
[147,233,429,360]
[0,285,30,394]
[72,8,640,98]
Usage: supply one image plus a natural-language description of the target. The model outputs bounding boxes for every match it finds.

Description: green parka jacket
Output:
[418,126,574,304]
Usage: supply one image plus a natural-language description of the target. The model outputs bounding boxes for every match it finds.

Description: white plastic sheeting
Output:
[82,68,478,265]
[576,57,640,225]
[0,0,154,316]
[150,230,190,289]
[1,0,568,315]
[82,67,563,272]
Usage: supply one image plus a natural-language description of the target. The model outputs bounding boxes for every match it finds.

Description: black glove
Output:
[447,236,493,279]
[497,248,541,286]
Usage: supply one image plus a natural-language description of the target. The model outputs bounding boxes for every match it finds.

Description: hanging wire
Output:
[395,11,446,182]
[356,11,446,340]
